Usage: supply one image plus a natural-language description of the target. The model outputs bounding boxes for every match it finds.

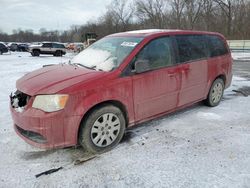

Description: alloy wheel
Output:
[91,113,121,147]
[211,82,223,104]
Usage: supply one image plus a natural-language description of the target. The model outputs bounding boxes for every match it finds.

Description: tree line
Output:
[1,0,250,43]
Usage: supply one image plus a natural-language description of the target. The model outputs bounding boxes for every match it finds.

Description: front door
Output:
[131,37,181,122]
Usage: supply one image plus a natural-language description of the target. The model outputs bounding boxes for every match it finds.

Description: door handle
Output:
[183,67,190,72]
[168,73,175,77]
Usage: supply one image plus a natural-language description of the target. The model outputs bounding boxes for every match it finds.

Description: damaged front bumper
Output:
[10,90,30,113]
[9,90,80,149]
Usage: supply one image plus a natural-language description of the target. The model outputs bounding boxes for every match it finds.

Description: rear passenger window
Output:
[175,35,208,63]
[136,37,173,70]
[42,43,52,48]
[207,35,228,57]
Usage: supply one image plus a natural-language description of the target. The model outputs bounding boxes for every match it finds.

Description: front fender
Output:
[70,76,134,143]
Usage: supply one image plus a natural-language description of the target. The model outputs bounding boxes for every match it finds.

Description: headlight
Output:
[32,94,69,112]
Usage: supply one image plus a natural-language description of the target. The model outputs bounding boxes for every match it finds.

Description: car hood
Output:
[16,64,105,95]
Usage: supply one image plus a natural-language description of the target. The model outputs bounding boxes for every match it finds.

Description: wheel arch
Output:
[32,48,40,52]
[216,74,226,84]
[54,50,63,56]
[206,73,226,99]
[76,100,129,144]
[55,50,62,53]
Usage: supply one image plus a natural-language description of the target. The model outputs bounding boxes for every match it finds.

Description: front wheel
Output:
[79,105,126,154]
[205,78,225,107]
[54,50,62,56]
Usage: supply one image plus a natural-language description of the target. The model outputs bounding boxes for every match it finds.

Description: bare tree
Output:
[2,0,250,42]
[184,0,204,29]
[170,0,186,28]
[135,0,167,28]
[213,0,233,36]
[231,0,249,39]
[200,0,215,30]
[106,0,134,32]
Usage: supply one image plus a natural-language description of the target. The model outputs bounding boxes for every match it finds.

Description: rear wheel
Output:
[79,105,126,154]
[54,50,62,56]
[205,78,225,107]
[0,50,2,55]
[33,50,40,56]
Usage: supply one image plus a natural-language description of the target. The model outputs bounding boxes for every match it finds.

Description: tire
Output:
[79,105,126,154]
[54,50,62,57]
[33,50,40,56]
[0,51,2,55]
[205,78,225,107]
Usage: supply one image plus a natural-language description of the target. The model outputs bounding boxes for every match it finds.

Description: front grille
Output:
[15,125,47,144]
[10,90,30,109]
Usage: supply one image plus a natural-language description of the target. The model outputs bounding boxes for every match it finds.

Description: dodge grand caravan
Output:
[10,29,232,153]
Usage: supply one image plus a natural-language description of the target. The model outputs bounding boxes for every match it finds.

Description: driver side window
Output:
[136,37,173,71]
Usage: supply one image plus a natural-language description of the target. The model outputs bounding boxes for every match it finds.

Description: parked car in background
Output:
[8,43,18,51]
[66,43,84,52]
[10,29,232,154]
[74,43,84,52]
[17,43,29,52]
[0,42,8,54]
[66,43,75,50]
[29,42,66,56]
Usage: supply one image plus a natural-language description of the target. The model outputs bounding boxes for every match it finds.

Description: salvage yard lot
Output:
[0,52,250,187]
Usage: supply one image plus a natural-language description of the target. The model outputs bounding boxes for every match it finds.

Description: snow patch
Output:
[14,107,24,113]
[232,52,250,61]
[196,112,221,120]
[71,48,115,71]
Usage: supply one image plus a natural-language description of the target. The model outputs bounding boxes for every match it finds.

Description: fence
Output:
[227,40,250,52]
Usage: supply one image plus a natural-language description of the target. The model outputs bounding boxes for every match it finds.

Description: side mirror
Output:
[134,59,151,73]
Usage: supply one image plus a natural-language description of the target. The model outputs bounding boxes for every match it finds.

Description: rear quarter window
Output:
[207,35,229,57]
[53,43,65,48]
[175,35,208,63]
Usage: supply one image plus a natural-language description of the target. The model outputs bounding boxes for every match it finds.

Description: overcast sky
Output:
[0,0,112,34]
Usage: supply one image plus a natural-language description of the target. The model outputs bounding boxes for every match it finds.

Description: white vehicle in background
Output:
[29,42,66,56]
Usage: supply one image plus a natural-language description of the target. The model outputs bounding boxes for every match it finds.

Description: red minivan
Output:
[10,29,232,153]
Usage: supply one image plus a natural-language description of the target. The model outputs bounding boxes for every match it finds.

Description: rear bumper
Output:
[10,105,81,149]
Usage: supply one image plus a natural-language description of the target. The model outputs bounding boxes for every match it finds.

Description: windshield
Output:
[71,36,143,71]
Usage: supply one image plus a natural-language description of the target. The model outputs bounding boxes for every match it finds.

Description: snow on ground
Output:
[0,52,250,187]
[232,51,250,61]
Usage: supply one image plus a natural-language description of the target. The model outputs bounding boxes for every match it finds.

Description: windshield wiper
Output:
[91,65,103,71]
[72,63,96,70]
